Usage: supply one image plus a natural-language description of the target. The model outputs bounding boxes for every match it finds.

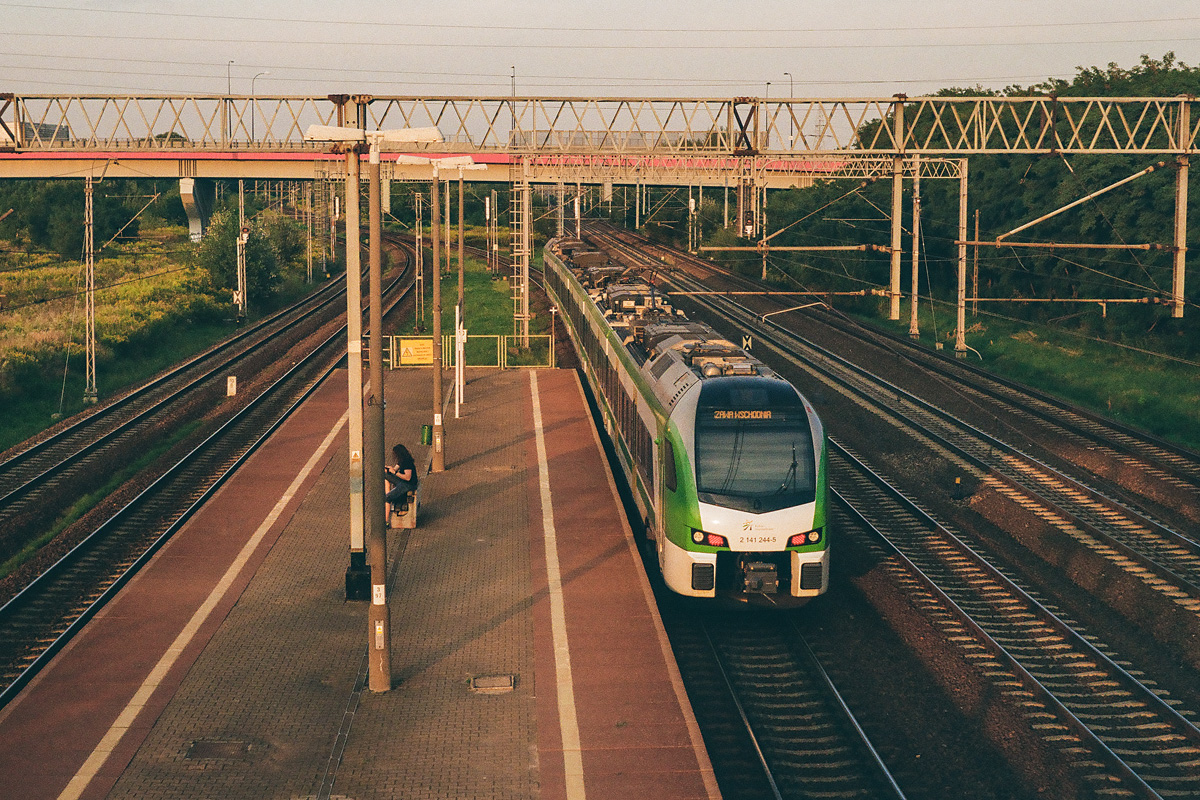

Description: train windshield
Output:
[694,378,816,514]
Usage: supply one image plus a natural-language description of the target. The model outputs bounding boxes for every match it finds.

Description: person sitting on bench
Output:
[384,442,419,521]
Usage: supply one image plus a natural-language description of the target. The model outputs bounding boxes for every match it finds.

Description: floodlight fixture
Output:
[395,154,484,176]
[304,124,443,145]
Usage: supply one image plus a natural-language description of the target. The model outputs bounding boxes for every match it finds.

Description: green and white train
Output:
[544,239,829,607]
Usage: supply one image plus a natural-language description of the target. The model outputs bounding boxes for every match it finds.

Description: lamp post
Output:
[455,160,485,417]
[225,60,234,143]
[251,71,270,141]
[784,71,793,148]
[764,82,771,151]
[396,155,477,458]
[304,123,443,693]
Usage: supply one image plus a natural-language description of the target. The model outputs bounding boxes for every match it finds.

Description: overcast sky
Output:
[2,1,1198,97]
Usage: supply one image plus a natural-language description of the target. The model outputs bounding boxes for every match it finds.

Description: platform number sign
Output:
[742,335,753,351]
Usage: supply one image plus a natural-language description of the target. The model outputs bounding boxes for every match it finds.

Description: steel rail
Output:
[0,330,344,707]
[0,249,415,708]
[0,273,344,481]
[829,441,1200,799]
[699,623,784,800]
[0,276,347,516]
[642,230,1200,489]
[699,617,908,800]
[660,269,1200,604]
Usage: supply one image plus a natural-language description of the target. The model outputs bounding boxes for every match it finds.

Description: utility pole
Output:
[1173,99,1190,318]
[889,95,906,321]
[306,182,313,284]
[456,168,465,420]
[956,159,969,357]
[366,138,391,692]
[83,176,97,404]
[909,154,921,339]
[236,179,247,320]
[344,145,368,596]
[973,208,980,317]
[414,191,424,328]
[431,167,445,472]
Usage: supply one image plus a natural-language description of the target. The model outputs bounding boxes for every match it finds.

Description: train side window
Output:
[663,438,678,493]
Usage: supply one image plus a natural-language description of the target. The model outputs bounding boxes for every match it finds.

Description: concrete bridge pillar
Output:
[179,177,215,241]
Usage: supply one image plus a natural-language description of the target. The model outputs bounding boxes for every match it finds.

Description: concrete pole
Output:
[909,154,921,339]
[84,176,97,404]
[956,159,970,357]
[889,156,903,321]
[457,169,466,415]
[458,170,466,310]
[1175,155,1188,319]
[344,147,369,596]
[431,171,445,472]
[415,192,424,328]
[1173,100,1190,318]
[306,182,313,284]
[890,95,906,322]
[366,145,391,691]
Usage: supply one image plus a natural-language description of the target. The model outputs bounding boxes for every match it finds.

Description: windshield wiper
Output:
[776,442,798,494]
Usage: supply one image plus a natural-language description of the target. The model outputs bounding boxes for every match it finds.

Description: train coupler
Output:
[742,561,779,594]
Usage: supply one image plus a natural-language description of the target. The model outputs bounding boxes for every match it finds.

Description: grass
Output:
[0,222,321,453]
[393,250,554,367]
[0,418,203,579]
[857,299,1200,452]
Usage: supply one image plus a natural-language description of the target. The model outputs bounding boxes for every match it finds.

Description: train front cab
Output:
[656,378,829,607]
[657,504,829,606]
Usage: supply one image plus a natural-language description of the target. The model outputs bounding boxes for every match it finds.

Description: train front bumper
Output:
[661,538,829,602]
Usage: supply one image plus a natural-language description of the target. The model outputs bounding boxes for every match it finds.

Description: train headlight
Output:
[691,528,728,548]
[788,529,822,547]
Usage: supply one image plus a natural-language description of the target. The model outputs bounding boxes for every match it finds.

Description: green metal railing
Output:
[379,334,555,369]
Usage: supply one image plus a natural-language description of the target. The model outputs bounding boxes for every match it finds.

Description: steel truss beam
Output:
[2,95,1197,157]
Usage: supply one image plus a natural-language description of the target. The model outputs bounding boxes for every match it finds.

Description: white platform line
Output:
[57,411,349,800]
[572,373,724,800]
[530,371,587,800]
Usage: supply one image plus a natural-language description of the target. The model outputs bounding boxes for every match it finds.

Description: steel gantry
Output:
[1,92,1197,335]
[3,94,1198,156]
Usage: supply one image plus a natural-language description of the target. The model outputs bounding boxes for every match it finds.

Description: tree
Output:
[194,209,280,310]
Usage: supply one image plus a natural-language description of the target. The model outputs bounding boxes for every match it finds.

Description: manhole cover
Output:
[186,739,254,760]
[470,674,516,694]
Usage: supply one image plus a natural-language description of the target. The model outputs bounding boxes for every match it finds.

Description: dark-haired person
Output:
[384,443,419,522]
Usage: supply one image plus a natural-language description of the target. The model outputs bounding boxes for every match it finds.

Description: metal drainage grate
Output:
[185,739,254,760]
[470,674,516,694]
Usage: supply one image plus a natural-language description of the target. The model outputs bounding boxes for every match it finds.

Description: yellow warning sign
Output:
[399,337,434,365]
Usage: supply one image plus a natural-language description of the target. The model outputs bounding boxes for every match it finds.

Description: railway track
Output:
[585,219,1200,616]
[0,276,348,568]
[656,267,1200,622]
[580,225,1200,797]
[608,223,1200,533]
[663,602,906,800]
[0,238,417,707]
[832,441,1200,799]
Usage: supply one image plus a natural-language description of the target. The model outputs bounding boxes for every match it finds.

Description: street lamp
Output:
[225,60,234,142]
[394,154,480,429]
[764,82,771,150]
[784,72,793,148]
[303,122,444,693]
[251,71,270,141]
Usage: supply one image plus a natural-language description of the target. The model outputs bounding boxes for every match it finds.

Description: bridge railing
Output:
[2,94,1197,155]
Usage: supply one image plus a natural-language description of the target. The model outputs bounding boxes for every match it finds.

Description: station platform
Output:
[0,367,719,800]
